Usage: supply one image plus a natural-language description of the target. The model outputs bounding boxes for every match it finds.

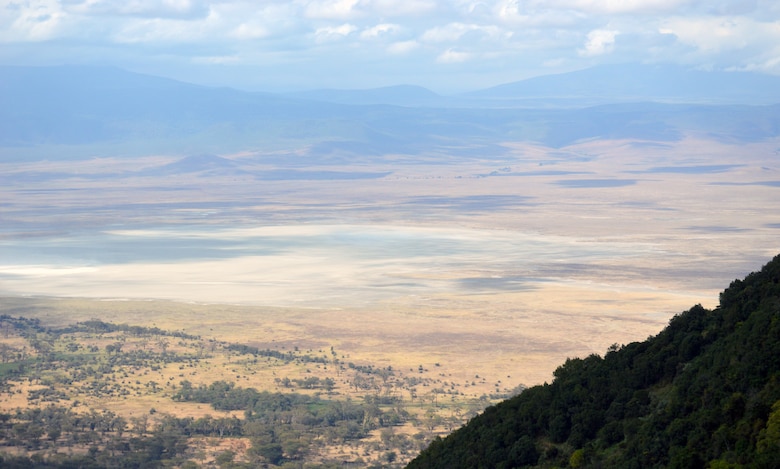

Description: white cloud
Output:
[422,23,470,43]
[360,23,401,39]
[214,3,301,39]
[314,23,358,42]
[421,22,503,43]
[457,0,492,15]
[436,48,472,63]
[578,29,619,56]
[304,0,361,20]
[65,0,210,19]
[104,2,304,45]
[230,22,270,40]
[494,0,584,27]
[387,39,418,54]
[1,0,69,42]
[654,16,780,74]
[364,0,438,17]
[2,0,780,91]
[737,55,780,74]
[111,18,183,43]
[108,5,230,44]
[660,16,757,53]
[550,0,691,15]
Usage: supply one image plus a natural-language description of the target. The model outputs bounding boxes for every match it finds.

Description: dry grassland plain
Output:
[1,135,779,391]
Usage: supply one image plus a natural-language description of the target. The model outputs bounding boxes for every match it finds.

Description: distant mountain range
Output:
[466,63,780,106]
[287,64,780,107]
[2,64,780,158]
[285,64,780,108]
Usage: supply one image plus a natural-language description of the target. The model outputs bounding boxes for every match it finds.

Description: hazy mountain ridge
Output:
[467,64,780,105]
[407,254,780,468]
[0,65,350,147]
[3,65,780,158]
[286,64,780,107]
[284,84,445,106]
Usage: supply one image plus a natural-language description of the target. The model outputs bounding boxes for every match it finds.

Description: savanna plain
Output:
[1,134,779,466]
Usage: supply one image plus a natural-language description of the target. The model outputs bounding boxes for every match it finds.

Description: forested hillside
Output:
[408,254,780,468]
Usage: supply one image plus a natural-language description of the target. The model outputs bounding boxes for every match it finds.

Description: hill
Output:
[408,254,780,468]
[0,65,346,149]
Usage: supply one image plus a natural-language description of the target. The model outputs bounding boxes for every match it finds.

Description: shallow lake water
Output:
[0,224,654,307]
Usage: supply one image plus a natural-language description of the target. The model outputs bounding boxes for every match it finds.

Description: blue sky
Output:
[2,0,780,93]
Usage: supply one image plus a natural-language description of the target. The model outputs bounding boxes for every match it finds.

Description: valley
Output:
[1,67,779,465]
[2,136,778,387]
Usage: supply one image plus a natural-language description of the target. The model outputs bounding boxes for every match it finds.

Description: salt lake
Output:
[0,224,657,307]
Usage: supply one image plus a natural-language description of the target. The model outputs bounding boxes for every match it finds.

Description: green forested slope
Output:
[408,254,780,468]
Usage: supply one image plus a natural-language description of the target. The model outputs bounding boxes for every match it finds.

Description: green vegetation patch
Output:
[0,309,492,467]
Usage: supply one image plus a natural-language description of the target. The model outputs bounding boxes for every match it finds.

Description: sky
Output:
[2,0,780,93]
